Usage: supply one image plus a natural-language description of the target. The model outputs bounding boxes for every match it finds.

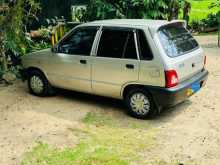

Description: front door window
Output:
[59,26,98,56]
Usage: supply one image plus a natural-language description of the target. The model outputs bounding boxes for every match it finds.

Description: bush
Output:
[191,20,204,32]
[74,0,170,22]
[201,13,219,28]
[191,13,219,32]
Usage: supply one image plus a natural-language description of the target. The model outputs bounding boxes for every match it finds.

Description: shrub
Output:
[191,20,204,32]
[191,13,219,32]
[201,13,219,28]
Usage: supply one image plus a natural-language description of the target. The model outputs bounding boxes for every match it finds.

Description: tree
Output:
[210,0,220,46]
[77,0,191,22]
[130,0,168,19]
[79,0,170,22]
[0,0,40,81]
[210,0,220,8]
[168,0,181,21]
[183,1,191,26]
[39,0,72,22]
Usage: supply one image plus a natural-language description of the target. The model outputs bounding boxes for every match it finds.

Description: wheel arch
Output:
[122,84,150,99]
[121,83,161,111]
[25,67,49,80]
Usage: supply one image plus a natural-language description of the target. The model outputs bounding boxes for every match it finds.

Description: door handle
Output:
[126,64,134,69]
[80,60,87,64]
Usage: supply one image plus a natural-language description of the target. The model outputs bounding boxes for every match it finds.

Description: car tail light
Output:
[165,70,179,88]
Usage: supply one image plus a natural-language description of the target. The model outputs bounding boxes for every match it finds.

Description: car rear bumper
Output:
[149,70,209,109]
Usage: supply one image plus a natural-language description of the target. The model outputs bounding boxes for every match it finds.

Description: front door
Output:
[49,26,99,93]
[91,27,139,98]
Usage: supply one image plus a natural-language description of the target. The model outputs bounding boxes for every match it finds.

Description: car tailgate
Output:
[172,48,205,82]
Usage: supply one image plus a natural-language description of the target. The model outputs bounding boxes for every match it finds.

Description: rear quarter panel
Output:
[138,28,166,87]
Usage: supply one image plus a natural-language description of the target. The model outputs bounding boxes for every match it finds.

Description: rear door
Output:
[158,23,205,82]
[91,27,139,98]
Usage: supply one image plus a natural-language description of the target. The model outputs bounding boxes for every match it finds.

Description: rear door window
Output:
[123,31,137,60]
[137,30,153,60]
[159,23,199,57]
[97,28,137,59]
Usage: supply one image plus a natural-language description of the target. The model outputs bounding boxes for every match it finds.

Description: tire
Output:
[124,88,158,119]
[27,70,54,97]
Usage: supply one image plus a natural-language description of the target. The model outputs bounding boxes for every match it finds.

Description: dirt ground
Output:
[0,35,220,165]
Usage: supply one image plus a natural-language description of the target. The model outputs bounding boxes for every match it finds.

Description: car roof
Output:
[81,19,186,35]
[84,19,185,27]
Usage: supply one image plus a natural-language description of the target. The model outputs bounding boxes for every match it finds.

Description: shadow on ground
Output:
[38,86,193,124]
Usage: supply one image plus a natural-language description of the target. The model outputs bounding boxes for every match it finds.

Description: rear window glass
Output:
[159,24,199,57]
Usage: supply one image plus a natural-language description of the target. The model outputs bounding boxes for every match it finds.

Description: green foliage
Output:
[82,111,152,129]
[27,39,51,53]
[129,0,169,19]
[22,142,128,165]
[76,0,171,22]
[37,28,51,39]
[40,0,72,21]
[191,13,219,32]
[191,19,203,32]
[0,0,41,77]
[210,0,220,8]
[72,6,87,22]
[217,11,220,24]
[201,13,219,28]
[188,0,219,23]
[0,0,41,56]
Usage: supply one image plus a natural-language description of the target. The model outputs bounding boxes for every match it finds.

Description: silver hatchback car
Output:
[21,19,208,119]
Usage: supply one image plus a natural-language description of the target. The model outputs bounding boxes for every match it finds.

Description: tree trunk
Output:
[168,0,180,21]
[0,44,8,72]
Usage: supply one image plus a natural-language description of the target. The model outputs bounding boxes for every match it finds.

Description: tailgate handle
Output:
[80,60,87,64]
[126,64,134,69]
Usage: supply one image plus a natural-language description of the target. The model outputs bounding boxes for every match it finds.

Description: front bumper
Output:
[149,70,209,108]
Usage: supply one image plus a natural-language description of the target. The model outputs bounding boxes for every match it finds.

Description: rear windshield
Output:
[158,23,199,57]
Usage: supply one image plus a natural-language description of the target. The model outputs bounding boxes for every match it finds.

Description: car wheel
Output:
[28,70,53,96]
[125,88,157,119]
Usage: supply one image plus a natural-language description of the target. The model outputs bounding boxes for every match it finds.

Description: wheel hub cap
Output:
[30,76,44,94]
[130,93,150,115]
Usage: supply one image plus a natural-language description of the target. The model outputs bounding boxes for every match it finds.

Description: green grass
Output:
[188,0,219,22]
[22,142,128,165]
[22,112,157,165]
[21,112,200,164]
[82,111,152,129]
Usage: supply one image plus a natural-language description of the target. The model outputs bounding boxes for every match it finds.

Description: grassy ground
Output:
[21,112,159,165]
[20,111,199,165]
[188,0,219,22]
